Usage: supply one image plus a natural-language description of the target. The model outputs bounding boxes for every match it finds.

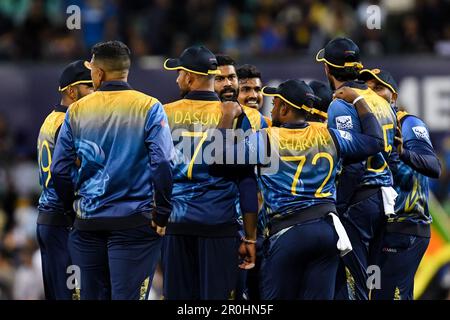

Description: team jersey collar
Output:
[54,104,68,113]
[280,122,309,129]
[184,90,220,101]
[338,80,367,90]
[98,81,133,91]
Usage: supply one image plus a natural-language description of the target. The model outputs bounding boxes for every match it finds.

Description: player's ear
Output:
[98,67,105,82]
[67,86,77,101]
[280,103,289,116]
[391,92,398,104]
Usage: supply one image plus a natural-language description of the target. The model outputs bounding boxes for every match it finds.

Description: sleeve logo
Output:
[412,126,430,141]
[336,116,353,130]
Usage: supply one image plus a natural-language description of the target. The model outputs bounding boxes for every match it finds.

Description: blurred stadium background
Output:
[0,0,448,300]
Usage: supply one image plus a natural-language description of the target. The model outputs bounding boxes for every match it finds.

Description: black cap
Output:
[262,79,318,112]
[58,60,93,92]
[316,37,363,70]
[308,80,333,116]
[164,45,220,76]
[359,68,399,94]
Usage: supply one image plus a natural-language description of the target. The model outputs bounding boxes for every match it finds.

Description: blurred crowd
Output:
[1,0,450,61]
[0,114,43,299]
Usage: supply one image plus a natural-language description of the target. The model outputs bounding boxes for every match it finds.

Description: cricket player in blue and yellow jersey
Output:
[215,56,269,300]
[162,46,258,300]
[316,37,397,300]
[37,60,93,300]
[51,41,174,300]
[217,79,384,299]
[359,68,441,300]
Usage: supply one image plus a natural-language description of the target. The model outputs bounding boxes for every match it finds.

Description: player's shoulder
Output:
[163,98,185,110]
[308,121,328,130]
[263,116,272,127]
[328,98,353,113]
[125,89,161,109]
[242,105,266,129]
[68,90,99,112]
[242,105,261,116]
[400,112,430,141]
[39,110,65,136]
[399,112,426,128]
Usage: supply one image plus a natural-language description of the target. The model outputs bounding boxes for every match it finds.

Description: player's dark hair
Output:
[215,54,235,67]
[91,40,131,71]
[236,64,262,80]
[328,65,360,82]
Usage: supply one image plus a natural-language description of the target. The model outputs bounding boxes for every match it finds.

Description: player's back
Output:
[67,85,166,218]
[260,122,340,220]
[329,83,396,188]
[37,107,67,213]
[164,91,241,226]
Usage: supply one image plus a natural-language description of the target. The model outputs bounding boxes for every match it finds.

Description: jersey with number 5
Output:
[328,83,396,187]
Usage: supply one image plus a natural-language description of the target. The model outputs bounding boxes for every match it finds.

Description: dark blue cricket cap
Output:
[359,68,399,94]
[308,80,333,117]
[262,79,321,114]
[58,60,93,92]
[164,45,220,76]
[316,37,363,70]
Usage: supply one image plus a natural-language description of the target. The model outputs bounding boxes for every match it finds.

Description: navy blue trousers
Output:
[36,224,73,300]
[162,234,239,300]
[260,217,340,300]
[371,232,429,300]
[334,191,385,300]
[68,225,162,300]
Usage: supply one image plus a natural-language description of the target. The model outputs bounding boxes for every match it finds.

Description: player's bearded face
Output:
[215,66,238,101]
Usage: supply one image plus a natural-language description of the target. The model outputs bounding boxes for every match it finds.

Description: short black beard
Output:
[219,88,238,102]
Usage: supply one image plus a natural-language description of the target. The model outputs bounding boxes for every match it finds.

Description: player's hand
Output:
[238,241,256,270]
[333,86,359,103]
[151,220,166,237]
[221,101,242,119]
[394,122,403,155]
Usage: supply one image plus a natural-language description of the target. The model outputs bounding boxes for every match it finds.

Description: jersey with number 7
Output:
[163,91,267,225]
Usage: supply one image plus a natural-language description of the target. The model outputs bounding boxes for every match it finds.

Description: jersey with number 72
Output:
[238,122,383,219]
